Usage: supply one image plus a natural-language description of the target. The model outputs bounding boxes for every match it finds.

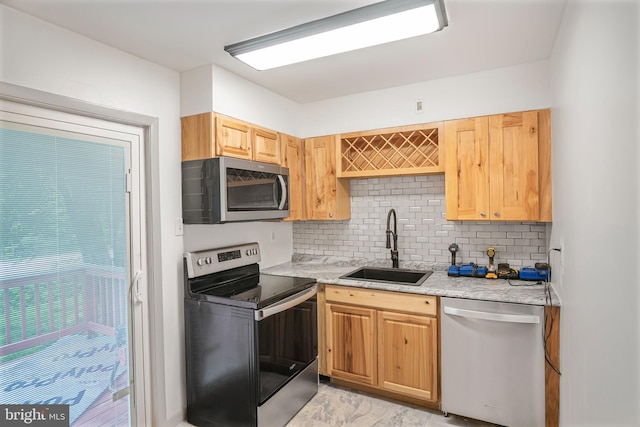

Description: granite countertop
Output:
[262,255,560,306]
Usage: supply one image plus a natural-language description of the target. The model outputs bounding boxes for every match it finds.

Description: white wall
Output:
[549,1,639,425]
[300,60,550,137]
[0,5,184,426]
[183,222,293,268]
[181,64,302,136]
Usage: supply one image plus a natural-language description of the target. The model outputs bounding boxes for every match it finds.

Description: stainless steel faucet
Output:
[385,208,399,268]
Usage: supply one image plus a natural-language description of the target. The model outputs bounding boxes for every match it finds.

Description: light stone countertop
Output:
[262,255,560,306]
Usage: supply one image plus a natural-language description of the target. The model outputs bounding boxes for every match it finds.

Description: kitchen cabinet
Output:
[444,109,552,221]
[377,310,438,401]
[304,135,351,220]
[281,133,305,221]
[338,122,444,178]
[252,125,280,164]
[181,112,281,164]
[322,285,439,404]
[325,303,377,385]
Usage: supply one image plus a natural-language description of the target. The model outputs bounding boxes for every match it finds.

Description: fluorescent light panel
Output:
[225,0,448,71]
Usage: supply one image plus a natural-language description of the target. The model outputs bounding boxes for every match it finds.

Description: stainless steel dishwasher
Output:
[441,297,545,427]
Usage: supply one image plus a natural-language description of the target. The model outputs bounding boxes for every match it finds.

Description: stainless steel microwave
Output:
[182,157,289,224]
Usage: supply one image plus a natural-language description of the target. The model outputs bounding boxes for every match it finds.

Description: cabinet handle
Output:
[494,212,500,217]
[329,212,333,218]
[480,212,486,217]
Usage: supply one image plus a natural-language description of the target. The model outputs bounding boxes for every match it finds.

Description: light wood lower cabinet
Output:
[377,310,438,401]
[326,303,377,385]
[321,285,439,404]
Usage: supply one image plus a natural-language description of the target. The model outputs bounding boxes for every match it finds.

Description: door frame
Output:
[0,82,161,426]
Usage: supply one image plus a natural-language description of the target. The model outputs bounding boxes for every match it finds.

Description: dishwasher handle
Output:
[443,306,540,324]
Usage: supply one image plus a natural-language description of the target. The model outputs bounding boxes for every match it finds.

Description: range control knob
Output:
[196,258,205,266]
[205,257,212,264]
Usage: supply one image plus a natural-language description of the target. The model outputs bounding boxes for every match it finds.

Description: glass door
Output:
[0,103,147,426]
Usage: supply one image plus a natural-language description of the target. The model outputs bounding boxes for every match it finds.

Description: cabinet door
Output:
[489,111,540,220]
[326,303,376,386]
[304,135,350,220]
[253,126,281,164]
[444,117,490,220]
[181,112,214,161]
[215,114,252,160]
[282,134,305,221]
[377,311,438,401]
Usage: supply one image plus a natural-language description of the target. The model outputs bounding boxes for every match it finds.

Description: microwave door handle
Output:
[277,174,287,210]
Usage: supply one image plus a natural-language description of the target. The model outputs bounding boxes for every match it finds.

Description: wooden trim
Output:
[324,285,437,316]
[339,121,445,139]
[545,305,560,427]
[538,108,553,221]
[317,284,328,375]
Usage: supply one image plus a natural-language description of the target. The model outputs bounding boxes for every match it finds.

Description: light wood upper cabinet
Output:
[322,285,439,404]
[216,114,252,160]
[253,126,280,164]
[444,116,490,220]
[304,135,350,220]
[181,112,281,164]
[181,111,215,160]
[281,133,305,221]
[488,112,539,220]
[444,109,552,221]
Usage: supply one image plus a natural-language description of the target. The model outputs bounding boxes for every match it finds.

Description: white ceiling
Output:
[0,0,567,103]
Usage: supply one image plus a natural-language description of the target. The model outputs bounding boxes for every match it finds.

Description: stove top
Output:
[183,243,316,309]
[194,273,316,309]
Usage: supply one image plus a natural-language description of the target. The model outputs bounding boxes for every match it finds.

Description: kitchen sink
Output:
[339,266,433,286]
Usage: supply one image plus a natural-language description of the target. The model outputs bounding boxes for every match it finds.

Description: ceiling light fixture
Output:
[224,0,448,71]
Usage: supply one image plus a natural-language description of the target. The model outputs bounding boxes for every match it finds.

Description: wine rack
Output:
[338,122,444,178]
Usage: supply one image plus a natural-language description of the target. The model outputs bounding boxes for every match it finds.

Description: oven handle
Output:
[255,285,317,321]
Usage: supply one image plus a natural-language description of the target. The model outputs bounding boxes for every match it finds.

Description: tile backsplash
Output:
[293,175,549,268]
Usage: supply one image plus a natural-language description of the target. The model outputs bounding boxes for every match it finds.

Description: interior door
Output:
[0,101,148,426]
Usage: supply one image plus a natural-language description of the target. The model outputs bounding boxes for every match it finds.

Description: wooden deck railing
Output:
[0,267,128,356]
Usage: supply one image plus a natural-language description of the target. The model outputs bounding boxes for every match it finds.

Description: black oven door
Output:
[255,286,317,405]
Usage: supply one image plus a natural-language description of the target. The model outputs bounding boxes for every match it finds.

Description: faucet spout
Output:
[386,209,399,268]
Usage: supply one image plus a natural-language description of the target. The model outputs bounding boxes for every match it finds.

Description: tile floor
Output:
[179,380,497,427]
[285,381,497,427]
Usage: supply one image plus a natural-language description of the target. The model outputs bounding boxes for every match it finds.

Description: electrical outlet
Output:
[415,99,424,114]
[175,217,184,236]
